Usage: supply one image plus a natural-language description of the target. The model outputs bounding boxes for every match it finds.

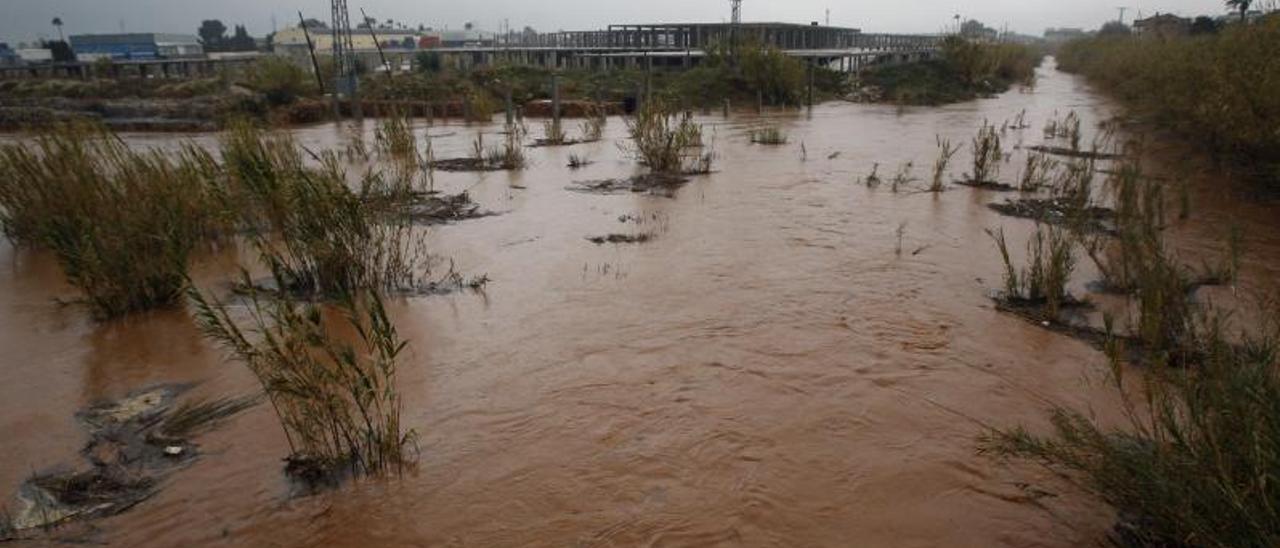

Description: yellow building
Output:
[274,26,421,52]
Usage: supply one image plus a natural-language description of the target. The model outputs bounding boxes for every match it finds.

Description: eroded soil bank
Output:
[3,60,1279,546]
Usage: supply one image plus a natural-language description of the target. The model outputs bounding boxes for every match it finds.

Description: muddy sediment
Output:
[1025,145,1124,160]
[400,191,491,224]
[954,179,1017,191]
[428,158,512,172]
[988,198,1116,233]
[586,233,653,245]
[2,386,255,540]
[566,173,690,195]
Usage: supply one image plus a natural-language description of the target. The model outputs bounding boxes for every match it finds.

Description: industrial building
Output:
[68,33,204,61]
[272,23,493,55]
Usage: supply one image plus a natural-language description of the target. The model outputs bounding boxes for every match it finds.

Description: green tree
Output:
[44,40,75,62]
[198,19,227,50]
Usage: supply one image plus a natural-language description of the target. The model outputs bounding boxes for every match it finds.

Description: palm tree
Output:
[51,17,65,42]
[1226,0,1252,22]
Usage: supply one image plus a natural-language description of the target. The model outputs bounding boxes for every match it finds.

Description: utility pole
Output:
[826,9,831,26]
[729,0,743,64]
[298,12,326,95]
[330,0,359,119]
[1116,6,1128,24]
[360,8,393,78]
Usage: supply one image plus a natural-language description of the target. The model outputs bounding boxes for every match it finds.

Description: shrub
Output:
[982,306,1280,548]
[864,38,1040,105]
[1056,18,1280,182]
[243,56,314,106]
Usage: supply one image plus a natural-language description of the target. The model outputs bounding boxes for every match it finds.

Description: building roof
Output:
[70,33,201,46]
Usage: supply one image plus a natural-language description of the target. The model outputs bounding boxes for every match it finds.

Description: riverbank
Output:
[0,44,850,132]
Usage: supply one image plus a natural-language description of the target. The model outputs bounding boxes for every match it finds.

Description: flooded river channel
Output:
[3,60,1280,546]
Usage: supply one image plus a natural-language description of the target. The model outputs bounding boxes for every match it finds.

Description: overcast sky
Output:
[2,0,1238,45]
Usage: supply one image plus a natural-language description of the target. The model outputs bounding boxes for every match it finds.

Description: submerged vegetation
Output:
[962,121,1004,186]
[0,118,478,317]
[749,125,789,145]
[1056,16,1280,182]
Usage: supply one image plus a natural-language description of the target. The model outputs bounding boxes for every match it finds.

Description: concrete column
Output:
[551,73,560,130]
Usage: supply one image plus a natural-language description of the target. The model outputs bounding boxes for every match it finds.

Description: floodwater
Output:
[3,59,1280,547]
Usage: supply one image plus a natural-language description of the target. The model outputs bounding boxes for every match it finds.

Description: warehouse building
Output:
[68,33,204,60]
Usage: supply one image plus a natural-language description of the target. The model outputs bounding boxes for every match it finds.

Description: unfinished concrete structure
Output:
[472,22,941,72]
[0,21,942,80]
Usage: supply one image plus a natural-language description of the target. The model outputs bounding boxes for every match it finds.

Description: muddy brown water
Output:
[4,59,1280,546]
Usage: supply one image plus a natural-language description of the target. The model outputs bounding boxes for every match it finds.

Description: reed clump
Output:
[485,128,528,170]
[248,161,429,298]
[192,284,415,479]
[987,224,1079,319]
[930,137,961,192]
[541,119,567,145]
[1019,152,1056,191]
[0,123,223,318]
[219,121,310,229]
[625,101,713,175]
[221,123,433,298]
[374,113,418,167]
[579,106,607,142]
[967,121,1002,184]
